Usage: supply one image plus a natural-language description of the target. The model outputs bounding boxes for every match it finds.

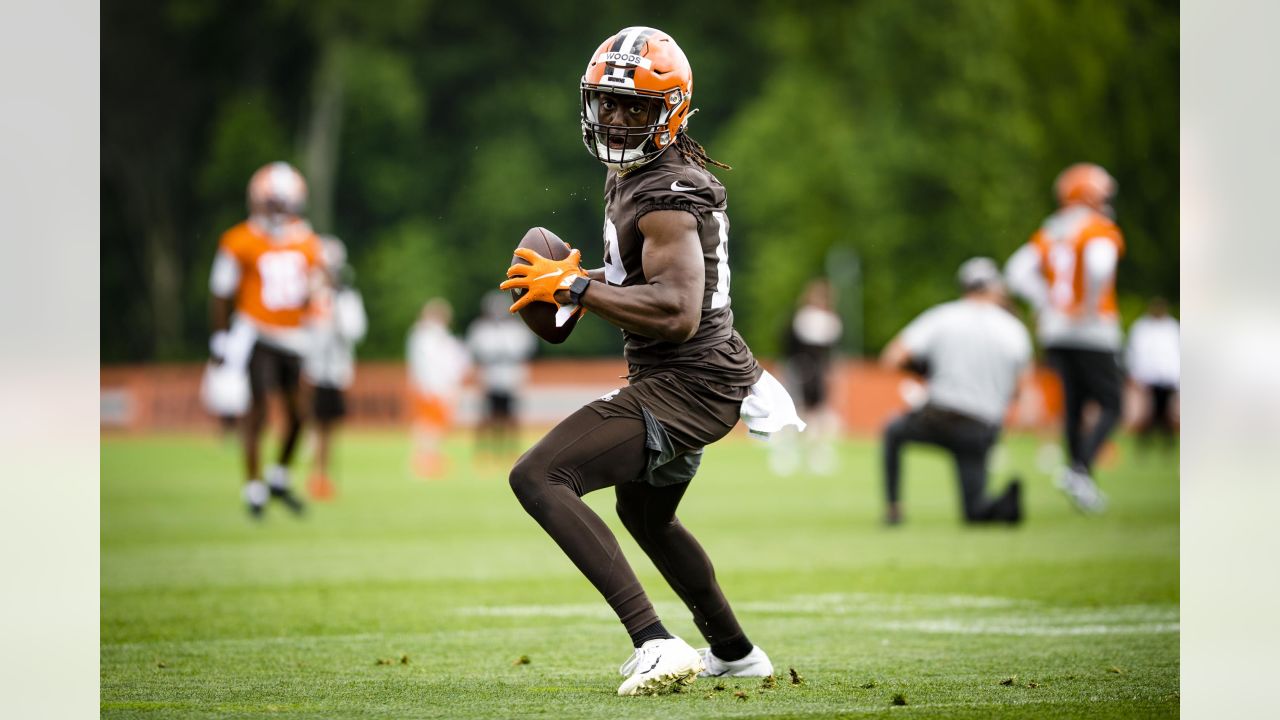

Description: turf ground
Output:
[101,429,1178,718]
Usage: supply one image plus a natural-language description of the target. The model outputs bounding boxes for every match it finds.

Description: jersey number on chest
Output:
[257,250,309,311]
[602,213,733,309]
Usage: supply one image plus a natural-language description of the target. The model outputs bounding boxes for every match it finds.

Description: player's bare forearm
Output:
[568,211,704,343]
[578,280,702,342]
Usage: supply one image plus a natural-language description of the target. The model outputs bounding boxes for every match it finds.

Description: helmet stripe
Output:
[614,27,644,81]
[611,26,643,54]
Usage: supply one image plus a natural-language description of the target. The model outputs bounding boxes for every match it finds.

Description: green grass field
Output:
[101,429,1178,718]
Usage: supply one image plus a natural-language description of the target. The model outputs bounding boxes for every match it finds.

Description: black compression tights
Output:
[508,406,747,649]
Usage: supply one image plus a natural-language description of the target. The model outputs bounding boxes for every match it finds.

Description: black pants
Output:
[508,405,747,649]
[883,406,1014,522]
[1139,383,1177,445]
[484,390,515,421]
[311,384,347,424]
[1046,347,1122,472]
[246,342,305,468]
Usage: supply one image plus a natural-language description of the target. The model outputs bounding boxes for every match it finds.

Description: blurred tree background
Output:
[102,0,1178,362]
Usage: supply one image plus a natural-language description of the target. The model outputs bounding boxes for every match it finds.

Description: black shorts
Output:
[788,355,830,410]
[312,384,347,422]
[485,391,515,420]
[1046,347,1122,410]
[248,342,302,402]
[799,378,827,410]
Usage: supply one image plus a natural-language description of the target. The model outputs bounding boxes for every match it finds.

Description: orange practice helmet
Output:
[580,26,693,171]
[247,161,307,217]
[1054,162,1116,213]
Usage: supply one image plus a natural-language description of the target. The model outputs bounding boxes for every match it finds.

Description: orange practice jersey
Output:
[1030,208,1125,317]
[218,221,323,328]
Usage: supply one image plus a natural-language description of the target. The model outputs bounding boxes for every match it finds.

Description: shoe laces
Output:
[619,641,662,676]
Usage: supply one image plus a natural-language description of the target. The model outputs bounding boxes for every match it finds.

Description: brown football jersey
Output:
[602,147,761,387]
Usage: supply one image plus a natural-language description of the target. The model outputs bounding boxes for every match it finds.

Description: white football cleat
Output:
[617,636,703,696]
[1055,467,1108,515]
[697,645,774,678]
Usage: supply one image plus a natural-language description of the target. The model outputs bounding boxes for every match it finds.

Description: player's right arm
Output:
[208,236,242,361]
[879,337,914,371]
[881,308,939,374]
[1004,242,1048,312]
[563,210,704,343]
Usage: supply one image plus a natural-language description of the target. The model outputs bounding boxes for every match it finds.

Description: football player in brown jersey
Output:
[501,27,804,695]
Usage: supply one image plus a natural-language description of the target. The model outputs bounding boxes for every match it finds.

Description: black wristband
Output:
[568,276,591,305]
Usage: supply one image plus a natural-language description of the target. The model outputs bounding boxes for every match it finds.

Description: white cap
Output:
[957,257,1002,292]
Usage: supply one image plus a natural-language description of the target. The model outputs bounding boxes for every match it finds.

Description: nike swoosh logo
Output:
[671,180,696,192]
[641,658,661,674]
[531,269,564,282]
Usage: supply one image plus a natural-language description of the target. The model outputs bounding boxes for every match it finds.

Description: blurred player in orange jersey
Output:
[1005,162,1125,514]
[209,161,324,518]
[406,298,471,479]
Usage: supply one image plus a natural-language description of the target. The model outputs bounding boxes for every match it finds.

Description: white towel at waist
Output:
[740,369,807,440]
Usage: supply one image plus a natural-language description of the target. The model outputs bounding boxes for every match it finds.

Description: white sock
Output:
[243,479,268,506]
[266,464,289,490]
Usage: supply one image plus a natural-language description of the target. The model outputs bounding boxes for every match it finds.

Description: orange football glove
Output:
[500,248,587,312]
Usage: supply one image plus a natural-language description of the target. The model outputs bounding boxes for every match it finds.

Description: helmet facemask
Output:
[579,26,694,171]
[581,88,675,172]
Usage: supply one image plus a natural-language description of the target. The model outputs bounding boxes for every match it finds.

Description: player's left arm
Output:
[558,210,704,342]
[306,237,328,304]
[337,289,368,343]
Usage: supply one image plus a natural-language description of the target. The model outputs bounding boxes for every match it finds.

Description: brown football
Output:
[510,226,580,344]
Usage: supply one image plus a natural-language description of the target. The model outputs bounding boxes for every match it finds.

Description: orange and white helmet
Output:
[247,161,307,217]
[1054,162,1116,214]
[580,27,693,171]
